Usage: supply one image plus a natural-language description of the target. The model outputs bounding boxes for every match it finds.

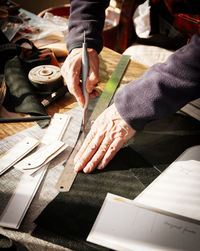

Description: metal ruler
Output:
[55,54,130,192]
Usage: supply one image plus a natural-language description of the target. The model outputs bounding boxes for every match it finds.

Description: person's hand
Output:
[61,48,99,107]
[74,104,136,173]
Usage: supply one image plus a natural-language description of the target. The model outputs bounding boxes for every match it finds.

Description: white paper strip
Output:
[41,113,71,144]
[0,136,40,176]
[0,113,71,229]
[0,167,46,229]
[14,141,67,172]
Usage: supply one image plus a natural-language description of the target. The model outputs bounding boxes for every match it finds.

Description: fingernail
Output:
[83,166,91,173]
[97,163,104,170]
[74,165,79,172]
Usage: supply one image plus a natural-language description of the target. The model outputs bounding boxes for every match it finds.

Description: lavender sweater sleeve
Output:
[67,0,109,53]
[114,34,200,131]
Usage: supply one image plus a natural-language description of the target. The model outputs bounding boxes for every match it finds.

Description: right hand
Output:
[61,48,99,107]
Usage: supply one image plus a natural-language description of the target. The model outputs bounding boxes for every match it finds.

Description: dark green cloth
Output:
[0,234,15,250]
[3,56,50,128]
[0,233,28,251]
[33,148,150,251]
[132,113,200,172]
[32,113,200,250]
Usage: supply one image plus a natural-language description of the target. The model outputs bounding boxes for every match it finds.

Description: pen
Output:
[82,31,89,130]
[0,115,51,123]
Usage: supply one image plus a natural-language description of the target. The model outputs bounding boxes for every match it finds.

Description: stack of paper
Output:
[87,145,200,251]
[134,145,200,223]
[87,193,200,251]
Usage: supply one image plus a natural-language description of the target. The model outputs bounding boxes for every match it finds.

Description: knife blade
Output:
[82,31,89,131]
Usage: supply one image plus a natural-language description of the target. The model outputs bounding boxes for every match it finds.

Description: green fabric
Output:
[33,113,200,250]
[3,56,50,128]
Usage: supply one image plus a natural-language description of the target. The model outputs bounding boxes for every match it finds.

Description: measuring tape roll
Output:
[28,65,64,92]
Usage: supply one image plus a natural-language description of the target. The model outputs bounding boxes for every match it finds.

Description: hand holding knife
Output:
[81,31,89,131]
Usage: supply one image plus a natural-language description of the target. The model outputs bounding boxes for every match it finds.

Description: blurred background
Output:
[14,0,69,14]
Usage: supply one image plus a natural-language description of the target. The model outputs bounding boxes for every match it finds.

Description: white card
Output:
[0,136,39,176]
[0,166,47,229]
[41,113,71,145]
[14,140,68,173]
[87,193,200,251]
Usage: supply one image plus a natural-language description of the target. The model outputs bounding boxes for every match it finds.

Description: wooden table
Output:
[0,47,147,140]
[0,46,147,250]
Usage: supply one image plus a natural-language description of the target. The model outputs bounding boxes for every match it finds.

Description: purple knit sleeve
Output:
[114,34,200,130]
[67,0,109,54]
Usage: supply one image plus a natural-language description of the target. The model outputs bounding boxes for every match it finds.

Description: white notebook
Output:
[87,145,200,251]
[87,193,200,251]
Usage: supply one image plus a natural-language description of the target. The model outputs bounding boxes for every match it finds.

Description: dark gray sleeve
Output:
[67,0,110,54]
[114,34,200,130]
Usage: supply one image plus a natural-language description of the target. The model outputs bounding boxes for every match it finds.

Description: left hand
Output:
[74,104,136,173]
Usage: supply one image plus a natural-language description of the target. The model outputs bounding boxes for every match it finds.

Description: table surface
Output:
[0,47,147,140]
[0,46,147,250]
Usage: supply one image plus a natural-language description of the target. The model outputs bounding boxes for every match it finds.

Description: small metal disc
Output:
[28,65,63,92]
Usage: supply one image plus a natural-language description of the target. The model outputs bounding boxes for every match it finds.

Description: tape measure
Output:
[28,65,63,92]
[55,54,130,192]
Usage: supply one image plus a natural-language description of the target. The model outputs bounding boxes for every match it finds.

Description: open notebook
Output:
[87,145,200,251]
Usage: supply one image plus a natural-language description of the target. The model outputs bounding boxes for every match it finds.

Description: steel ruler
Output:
[55,54,131,192]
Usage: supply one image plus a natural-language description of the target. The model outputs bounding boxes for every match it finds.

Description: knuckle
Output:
[89,142,97,150]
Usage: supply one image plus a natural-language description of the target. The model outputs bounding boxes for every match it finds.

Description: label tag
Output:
[14,141,68,173]
[0,136,40,176]
[42,113,71,145]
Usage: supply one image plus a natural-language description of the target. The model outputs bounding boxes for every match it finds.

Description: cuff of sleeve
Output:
[114,85,148,131]
[67,40,103,54]
[67,43,82,54]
